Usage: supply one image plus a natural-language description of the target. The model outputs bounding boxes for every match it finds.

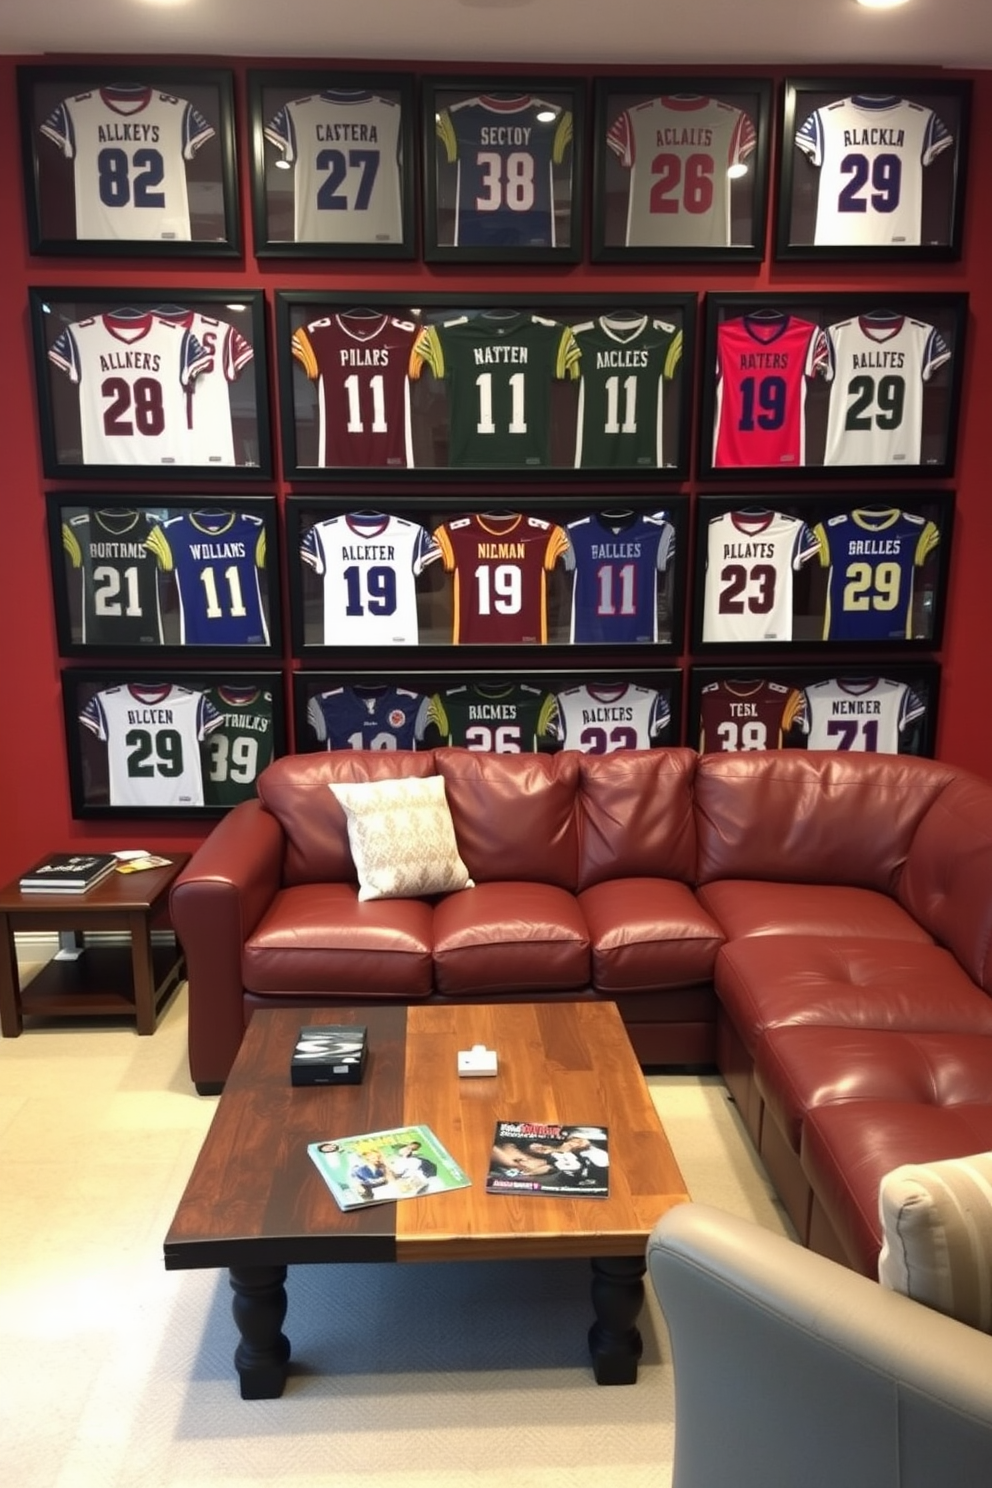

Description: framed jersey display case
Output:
[293,668,683,756]
[688,662,940,758]
[698,291,967,481]
[286,494,688,656]
[775,77,971,262]
[46,493,282,659]
[29,288,272,480]
[691,491,953,654]
[17,65,240,258]
[591,77,772,263]
[62,668,286,819]
[275,292,696,478]
[422,76,584,263]
[247,69,416,259]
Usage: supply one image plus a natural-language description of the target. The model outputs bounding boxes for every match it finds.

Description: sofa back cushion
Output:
[435,748,579,889]
[257,751,437,886]
[899,772,992,994]
[576,748,698,891]
[695,751,952,891]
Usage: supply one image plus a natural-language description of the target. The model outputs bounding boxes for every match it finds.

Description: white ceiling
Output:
[3,0,990,70]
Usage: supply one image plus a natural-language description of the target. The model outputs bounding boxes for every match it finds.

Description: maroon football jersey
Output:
[290,311,419,468]
[431,513,569,644]
[698,678,804,753]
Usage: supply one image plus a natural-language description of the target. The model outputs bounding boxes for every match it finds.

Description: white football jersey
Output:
[264,90,404,243]
[702,510,819,643]
[153,309,254,466]
[48,312,210,467]
[606,94,756,248]
[548,683,670,753]
[301,512,439,645]
[821,314,951,467]
[795,94,953,247]
[40,84,214,241]
[799,677,926,754]
[80,683,221,807]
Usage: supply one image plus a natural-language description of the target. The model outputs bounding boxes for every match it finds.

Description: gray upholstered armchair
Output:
[648,1204,992,1488]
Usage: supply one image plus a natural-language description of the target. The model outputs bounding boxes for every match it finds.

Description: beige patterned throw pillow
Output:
[328,776,474,902]
[878,1150,992,1331]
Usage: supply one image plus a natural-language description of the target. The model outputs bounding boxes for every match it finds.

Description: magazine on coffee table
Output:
[486,1120,610,1198]
[307,1124,471,1210]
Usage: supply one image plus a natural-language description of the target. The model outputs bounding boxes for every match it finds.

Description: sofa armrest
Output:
[649,1203,992,1488]
[170,798,284,1092]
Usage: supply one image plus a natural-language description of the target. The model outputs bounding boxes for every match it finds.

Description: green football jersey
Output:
[202,686,275,807]
[425,682,557,753]
[570,315,682,469]
[411,312,579,468]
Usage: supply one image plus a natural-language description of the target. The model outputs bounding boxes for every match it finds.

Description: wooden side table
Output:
[0,853,190,1037]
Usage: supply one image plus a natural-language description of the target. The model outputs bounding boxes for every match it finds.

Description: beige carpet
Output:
[1,976,794,1488]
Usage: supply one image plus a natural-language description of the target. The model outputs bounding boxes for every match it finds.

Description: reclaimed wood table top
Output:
[164,1000,690,1270]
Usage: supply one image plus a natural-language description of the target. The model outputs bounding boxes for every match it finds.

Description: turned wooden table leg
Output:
[229,1264,291,1399]
[588,1254,645,1385]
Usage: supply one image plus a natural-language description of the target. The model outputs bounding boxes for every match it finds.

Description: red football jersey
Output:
[713,313,827,469]
[431,513,569,644]
[290,312,419,468]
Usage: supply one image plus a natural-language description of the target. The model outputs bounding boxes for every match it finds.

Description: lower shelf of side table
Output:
[19,941,185,1024]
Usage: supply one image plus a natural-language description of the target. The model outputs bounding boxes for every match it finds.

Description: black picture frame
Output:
[775,77,971,262]
[591,76,772,262]
[275,291,696,479]
[17,65,240,258]
[687,662,940,759]
[286,492,688,657]
[62,668,286,819]
[292,667,683,756]
[422,75,584,263]
[690,490,953,654]
[247,69,416,259]
[29,287,272,480]
[698,291,967,481]
[46,493,282,660]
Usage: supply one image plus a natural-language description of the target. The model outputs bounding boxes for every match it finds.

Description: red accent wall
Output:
[0,56,988,886]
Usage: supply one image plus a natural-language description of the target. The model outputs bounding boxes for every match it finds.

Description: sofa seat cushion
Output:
[578,878,723,994]
[244,883,434,998]
[432,881,590,996]
[718,937,990,1057]
[802,1100,992,1277]
[697,879,931,942]
[757,1027,992,1154]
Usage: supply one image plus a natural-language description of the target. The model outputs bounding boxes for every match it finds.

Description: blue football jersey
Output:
[813,507,940,642]
[436,94,572,248]
[563,512,676,643]
[306,686,429,751]
[146,511,269,646]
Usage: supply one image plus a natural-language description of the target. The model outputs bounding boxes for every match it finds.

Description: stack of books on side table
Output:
[18,852,118,894]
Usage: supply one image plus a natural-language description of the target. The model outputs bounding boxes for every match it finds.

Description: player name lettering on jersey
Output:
[314,122,379,141]
[655,126,714,146]
[479,125,532,144]
[595,348,650,368]
[478,541,526,560]
[830,699,882,716]
[842,127,905,147]
[97,123,162,142]
[338,346,391,366]
[727,702,763,717]
[469,704,520,720]
[186,540,247,560]
[581,705,636,723]
[90,541,148,558]
[722,541,775,560]
[98,350,162,372]
[127,705,177,725]
[472,344,530,365]
[738,352,790,370]
[847,538,903,555]
[221,712,271,732]
[340,544,396,561]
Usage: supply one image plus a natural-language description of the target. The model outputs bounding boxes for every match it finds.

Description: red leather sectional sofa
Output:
[171,746,992,1276]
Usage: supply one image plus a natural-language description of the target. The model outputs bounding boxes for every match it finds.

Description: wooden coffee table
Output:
[163,1001,689,1396]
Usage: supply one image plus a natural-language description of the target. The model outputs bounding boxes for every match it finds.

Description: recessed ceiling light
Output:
[856,0,911,10]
